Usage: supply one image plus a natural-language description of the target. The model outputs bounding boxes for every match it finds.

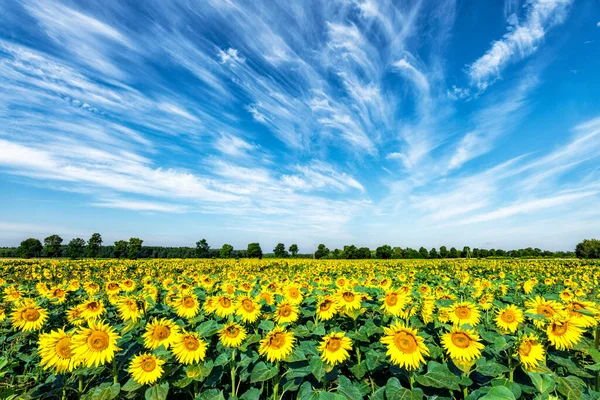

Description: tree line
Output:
[2,234,598,259]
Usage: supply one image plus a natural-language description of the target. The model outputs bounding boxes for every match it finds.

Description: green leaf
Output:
[121,378,142,392]
[337,375,363,399]
[414,361,461,391]
[214,352,230,367]
[195,320,219,337]
[491,378,521,399]
[479,386,516,400]
[310,356,326,381]
[476,359,510,377]
[258,320,275,331]
[145,383,168,400]
[240,387,262,400]
[83,383,121,400]
[369,386,386,400]
[195,389,225,400]
[250,362,278,383]
[557,376,585,399]
[350,361,368,379]
[287,364,312,379]
[527,372,556,394]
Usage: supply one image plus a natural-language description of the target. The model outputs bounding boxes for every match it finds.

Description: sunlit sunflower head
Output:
[118,297,144,323]
[66,305,85,326]
[381,321,429,370]
[318,332,352,366]
[142,318,180,350]
[171,330,208,364]
[316,296,339,321]
[203,296,217,314]
[256,291,275,305]
[566,300,598,328]
[0,305,6,321]
[38,328,81,373]
[83,282,100,296]
[174,294,200,319]
[10,303,48,331]
[78,299,106,321]
[337,290,362,311]
[546,315,584,350]
[235,296,261,323]
[525,296,564,328]
[284,285,303,305]
[380,290,408,317]
[214,295,236,318]
[274,301,299,324]
[515,334,545,371]
[219,322,247,348]
[105,281,121,295]
[129,353,165,385]
[48,287,67,303]
[420,298,436,324]
[441,326,484,362]
[523,280,536,294]
[448,301,481,326]
[71,320,121,368]
[122,279,136,292]
[3,286,21,302]
[494,305,524,333]
[258,327,295,362]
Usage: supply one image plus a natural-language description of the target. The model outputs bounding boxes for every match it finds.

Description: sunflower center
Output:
[23,308,41,322]
[87,301,100,311]
[153,325,171,340]
[184,336,200,351]
[320,300,332,311]
[342,292,355,302]
[269,332,286,349]
[519,340,532,356]
[141,358,156,372]
[537,305,554,317]
[53,289,65,297]
[386,293,398,306]
[108,283,119,290]
[551,322,568,336]
[242,299,255,312]
[501,310,516,323]
[55,337,72,358]
[220,297,232,308]
[289,288,299,298]
[572,303,584,311]
[225,326,240,338]
[183,296,196,308]
[326,338,342,352]
[279,305,292,317]
[394,331,417,353]
[455,306,471,319]
[87,331,109,351]
[451,332,471,349]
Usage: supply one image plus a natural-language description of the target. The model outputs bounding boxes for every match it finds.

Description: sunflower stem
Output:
[78,376,83,394]
[272,361,280,400]
[323,371,327,391]
[508,354,514,382]
[112,358,118,384]
[595,325,600,392]
[231,349,237,398]
[409,371,414,389]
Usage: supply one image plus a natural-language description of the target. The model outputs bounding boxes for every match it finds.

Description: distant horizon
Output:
[1,1,600,250]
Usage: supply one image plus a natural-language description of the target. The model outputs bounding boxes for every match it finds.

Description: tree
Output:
[128,238,143,259]
[429,247,440,259]
[449,247,459,258]
[43,234,63,257]
[114,240,128,259]
[196,239,210,258]
[392,247,404,259]
[87,233,102,258]
[376,245,393,259]
[18,238,43,258]
[343,245,359,259]
[314,244,330,259]
[357,247,371,259]
[439,246,448,258]
[418,247,429,259]
[461,246,471,258]
[247,243,263,259]
[220,244,234,258]
[289,244,299,257]
[575,239,600,258]
[67,238,86,259]
[273,243,288,258]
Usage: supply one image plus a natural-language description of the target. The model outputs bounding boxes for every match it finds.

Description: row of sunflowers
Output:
[1,258,600,399]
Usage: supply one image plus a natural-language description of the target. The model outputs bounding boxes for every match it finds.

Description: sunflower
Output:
[10,303,48,331]
[525,296,564,328]
[66,305,85,326]
[48,287,67,303]
[441,326,484,362]
[236,296,261,323]
[129,353,165,385]
[380,290,408,317]
[78,299,106,321]
[565,300,598,328]
[515,334,545,371]
[274,302,299,324]
[319,332,352,366]
[214,295,236,318]
[256,291,275,305]
[173,294,200,319]
[316,296,338,321]
[546,315,584,350]
[4,286,22,302]
[171,330,208,364]
[38,329,80,373]
[219,322,247,348]
[118,297,144,323]
[380,322,429,370]
[143,318,180,349]
[284,285,303,305]
[259,327,295,362]
[0,305,5,321]
[494,305,524,333]
[448,301,481,326]
[71,320,121,367]
[337,290,362,312]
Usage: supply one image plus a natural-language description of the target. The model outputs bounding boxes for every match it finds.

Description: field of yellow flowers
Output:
[1,258,600,399]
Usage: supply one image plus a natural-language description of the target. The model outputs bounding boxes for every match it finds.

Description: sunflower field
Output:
[1,259,600,400]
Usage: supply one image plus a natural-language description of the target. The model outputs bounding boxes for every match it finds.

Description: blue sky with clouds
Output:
[0,0,599,251]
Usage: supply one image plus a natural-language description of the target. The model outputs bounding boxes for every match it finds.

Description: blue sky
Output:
[0,0,599,252]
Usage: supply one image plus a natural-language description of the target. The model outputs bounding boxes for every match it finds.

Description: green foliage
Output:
[43,234,63,257]
[273,243,288,258]
[17,238,42,258]
[375,245,392,259]
[67,238,86,259]
[289,244,299,257]
[220,243,234,258]
[87,233,103,258]
[314,244,330,259]
[128,238,143,259]
[576,239,600,258]
[114,240,129,259]
[195,239,210,258]
[247,243,263,259]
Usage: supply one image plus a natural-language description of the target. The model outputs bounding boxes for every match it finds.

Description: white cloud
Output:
[91,199,189,213]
